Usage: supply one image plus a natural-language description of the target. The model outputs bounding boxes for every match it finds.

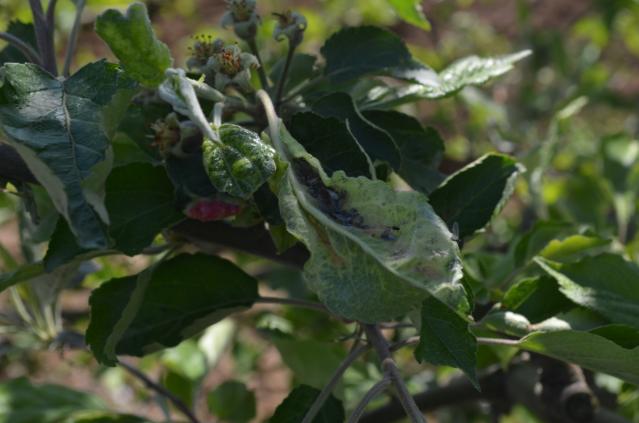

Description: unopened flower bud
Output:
[221,0,260,40]
[273,10,307,46]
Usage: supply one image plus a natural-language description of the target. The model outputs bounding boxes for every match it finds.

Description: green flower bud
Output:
[221,0,260,40]
[273,10,307,46]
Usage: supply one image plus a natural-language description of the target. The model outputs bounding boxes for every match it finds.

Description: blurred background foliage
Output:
[0,0,639,422]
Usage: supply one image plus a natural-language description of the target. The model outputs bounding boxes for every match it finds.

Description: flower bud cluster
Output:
[221,0,260,40]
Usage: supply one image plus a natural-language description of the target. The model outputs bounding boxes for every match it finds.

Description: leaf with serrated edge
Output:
[535,254,639,328]
[86,253,258,365]
[272,119,465,322]
[95,2,172,87]
[0,61,137,249]
[429,153,524,238]
[416,296,478,388]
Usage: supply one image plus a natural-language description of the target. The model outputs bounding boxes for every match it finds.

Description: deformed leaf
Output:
[203,124,277,199]
[312,92,400,169]
[0,61,137,249]
[364,110,444,194]
[271,119,464,322]
[429,153,524,238]
[269,385,344,423]
[535,254,639,328]
[95,2,172,87]
[415,296,478,388]
[86,253,258,365]
[289,112,372,178]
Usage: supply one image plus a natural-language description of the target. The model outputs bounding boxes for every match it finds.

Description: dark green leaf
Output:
[535,254,639,328]
[95,2,172,87]
[86,253,258,365]
[0,21,36,64]
[269,385,344,423]
[429,153,524,238]
[207,381,256,423]
[0,61,137,249]
[44,219,88,272]
[415,296,478,388]
[512,221,573,268]
[0,377,105,423]
[388,0,431,31]
[270,54,317,94]
[203,124,276,199]
[363,110,444,193]
[166,152,217,205]
[321,26,412,82]
[105,162,183,255]
[289,112,372,178]
[311,92,400,169]
[502,276,573,323]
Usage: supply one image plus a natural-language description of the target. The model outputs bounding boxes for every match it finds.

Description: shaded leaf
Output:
[95,2,172,87]
[363,110,444,193]
[429,153,524,238]
[86,253,258,365]
[272,119,464,322]
[0,21,36,65]
[321,26,412,82]
[0,378,106,423]
[269,385,344,423]
[105,162,183,255]
[0,61,137,249]
[513,221,573,268]
[207,381,256,423]
[270,54,317,94]
[289,112,372,178]
[203,124,276,199]
[312,92,400,169]
[0,262,44,293]
[502,276,573,323]
[388,0,431,31]
[165,152,217,205]
[535,254,639,328]
[415,296,478,388]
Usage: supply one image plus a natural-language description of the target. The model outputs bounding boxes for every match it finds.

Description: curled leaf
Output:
[203,124,276,199]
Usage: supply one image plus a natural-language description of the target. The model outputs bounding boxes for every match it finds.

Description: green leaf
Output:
[538,234,611,262]
[43,219,87,272]
[273,120,464,322]
[207,381,256,423]
[311,92,400,170]
[270,54,317,94]
[0,61,137,249]
[0,378,106,423]
[502,276,573,323]
[0,262,44,293]
[364,50,531,109]
[269,385,344,423]
[415,296,478,388]
[289,112,372,178]
[388,0,431,31]
[512,221,573,267]
[516,327,639,385]
[321,26,413,82]
[161,339,207,381]
[86,253,258,365]
[270,336,346,390]
[105,162,182,255]
[0,21,36,65]
[363,110,444,194]
[535,254,639,328]
[95,2,172,87]
[203,124,277,199]
[429,153,524,238]
[166,152,217,204]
